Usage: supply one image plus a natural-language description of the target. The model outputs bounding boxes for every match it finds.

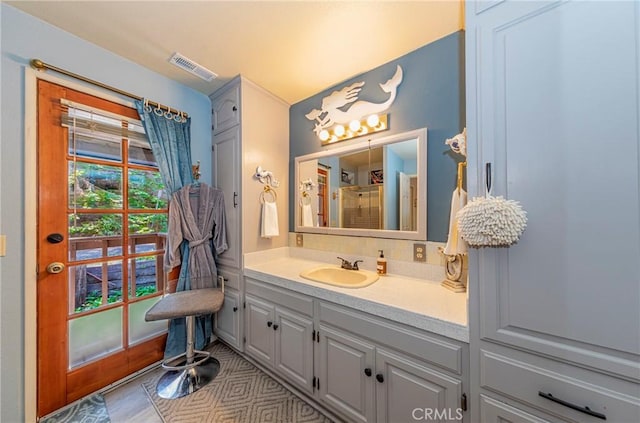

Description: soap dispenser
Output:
[377,250,387,275]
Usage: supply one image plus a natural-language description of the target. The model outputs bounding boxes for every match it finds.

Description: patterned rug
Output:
[41,394,110,423]
[142,343,334,422]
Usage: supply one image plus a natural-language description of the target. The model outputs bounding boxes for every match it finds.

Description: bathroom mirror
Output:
[295,128,427,240]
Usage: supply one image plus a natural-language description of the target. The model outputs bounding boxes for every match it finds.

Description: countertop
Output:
[243,248,469,343]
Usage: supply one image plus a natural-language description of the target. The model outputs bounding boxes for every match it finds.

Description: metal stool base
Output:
[156,356,220,399]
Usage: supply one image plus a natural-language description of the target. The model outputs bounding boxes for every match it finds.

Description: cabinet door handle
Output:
[376,374,384,383]
[273,324,279,330]
[538,391,606,420]
[233,192,238,208]
[267,321,272,327]
[232,105,238,112]
[232,306,238,312]
[364,368,372,377]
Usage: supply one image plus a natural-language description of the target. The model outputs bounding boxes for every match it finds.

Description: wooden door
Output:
[317,325,375,423]
[37,80,167,417]
[274,307,314,394]
[317,167,328,226]
[399,172,411,231]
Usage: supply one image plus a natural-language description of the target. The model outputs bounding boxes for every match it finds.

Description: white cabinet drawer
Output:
[480,348,640,422]
[246,277,313,317]
[319,301,464,375]
[480,395,551,423]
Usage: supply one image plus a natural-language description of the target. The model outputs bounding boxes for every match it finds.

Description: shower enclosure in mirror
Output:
[295,128,427,240]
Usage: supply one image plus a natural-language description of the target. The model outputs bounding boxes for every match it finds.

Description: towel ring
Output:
[260,186,277,203]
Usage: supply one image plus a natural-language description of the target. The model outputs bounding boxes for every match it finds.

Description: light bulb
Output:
[366,114,380,128]
[334,125,345,136]
[319,130,330,141]
[349,120,361,132]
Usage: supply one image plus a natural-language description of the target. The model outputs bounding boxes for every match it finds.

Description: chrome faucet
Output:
[337,257,363,270]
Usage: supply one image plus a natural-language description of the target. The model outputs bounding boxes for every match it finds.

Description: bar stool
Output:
[145,287,224,399]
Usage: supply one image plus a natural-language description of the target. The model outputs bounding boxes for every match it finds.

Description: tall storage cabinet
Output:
[210,76,289,352]
[466,1,640,422]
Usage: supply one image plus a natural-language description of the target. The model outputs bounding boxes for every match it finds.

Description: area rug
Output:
[142,342,333,422]
[40,394,110,423]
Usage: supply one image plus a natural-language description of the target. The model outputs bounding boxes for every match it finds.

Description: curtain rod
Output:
[30,59,189,118]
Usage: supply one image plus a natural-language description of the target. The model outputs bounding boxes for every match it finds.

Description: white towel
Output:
[443,188,468,255]
[301,198,314,227]
[261,200,279,238]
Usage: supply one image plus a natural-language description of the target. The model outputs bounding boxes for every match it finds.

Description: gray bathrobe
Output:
[163,182,227,357]
[165,183,228,287]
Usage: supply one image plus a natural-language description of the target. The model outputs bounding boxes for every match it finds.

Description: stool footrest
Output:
[162,350,211,371]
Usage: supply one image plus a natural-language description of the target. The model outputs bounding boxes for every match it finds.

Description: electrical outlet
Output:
[296,233,304,247]
[413,243,426,262]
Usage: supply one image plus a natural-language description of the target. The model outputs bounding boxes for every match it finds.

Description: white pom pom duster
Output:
[456,195,527,247]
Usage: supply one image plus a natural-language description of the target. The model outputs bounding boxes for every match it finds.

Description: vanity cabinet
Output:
[466,1,640,421]
[244,278,315,395]
[210,76,289,350]
[317,301,466,423]
[213,267,242,351]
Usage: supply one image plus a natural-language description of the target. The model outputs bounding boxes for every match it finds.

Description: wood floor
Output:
[103,366,164,423]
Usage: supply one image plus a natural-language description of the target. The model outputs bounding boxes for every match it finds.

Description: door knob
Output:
[376,373,384,383]
[46,262,65,274]
[364,368,372,377]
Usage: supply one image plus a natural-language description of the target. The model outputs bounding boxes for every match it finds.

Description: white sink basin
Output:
[299,266,379,288]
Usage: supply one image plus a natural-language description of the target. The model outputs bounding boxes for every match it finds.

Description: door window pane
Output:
[129,297,167,345]
[68,133,122,162]
[128,256,162,298]
[68,214,123,261]
[128,169,167,209]
[128,135,157,166]
[69,307,123,369]
[69,260,124,314]
[68,161,123,209]
[128,213,167,252]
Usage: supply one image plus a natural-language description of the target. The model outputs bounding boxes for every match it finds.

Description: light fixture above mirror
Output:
[318,114,389,145]
[305,65,403,146]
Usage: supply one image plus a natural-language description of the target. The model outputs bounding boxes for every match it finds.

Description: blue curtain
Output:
[135,100,211,358]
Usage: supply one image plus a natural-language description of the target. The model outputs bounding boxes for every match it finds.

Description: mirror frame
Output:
[294,128,427,240]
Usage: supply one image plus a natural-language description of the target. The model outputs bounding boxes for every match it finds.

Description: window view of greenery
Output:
[69,160,167,313]
[75,286,157,313]
[68,162,168,236]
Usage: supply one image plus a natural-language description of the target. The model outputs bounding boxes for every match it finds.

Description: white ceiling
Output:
[8,0,463,104]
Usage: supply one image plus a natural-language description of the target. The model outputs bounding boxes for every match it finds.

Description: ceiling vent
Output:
[168,52,217,82]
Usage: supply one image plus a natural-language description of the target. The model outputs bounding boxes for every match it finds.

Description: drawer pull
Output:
[538,391,606,420]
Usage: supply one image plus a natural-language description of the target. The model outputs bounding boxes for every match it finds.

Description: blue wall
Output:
[289,31,465,241]
[0,4,211,420]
